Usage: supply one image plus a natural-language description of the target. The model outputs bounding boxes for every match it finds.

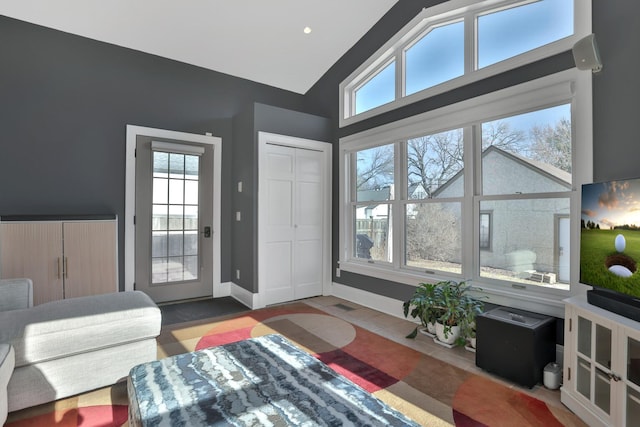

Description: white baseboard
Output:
[228,282,260,309]
[217,282,407,317]
[214,281,231,297]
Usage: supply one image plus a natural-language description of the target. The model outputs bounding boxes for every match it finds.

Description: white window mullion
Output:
[396,50,404,101]
[339,148,351,263]
[393,141,406,269]
[463,125,477,280]
[464,11,476,74]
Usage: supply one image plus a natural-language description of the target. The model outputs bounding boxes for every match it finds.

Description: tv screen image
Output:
[581,178,640,300]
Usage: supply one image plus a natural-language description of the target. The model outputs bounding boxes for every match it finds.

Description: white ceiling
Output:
[0,0,398,94]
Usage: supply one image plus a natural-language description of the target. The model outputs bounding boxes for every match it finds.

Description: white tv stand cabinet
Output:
[562,296,640,426]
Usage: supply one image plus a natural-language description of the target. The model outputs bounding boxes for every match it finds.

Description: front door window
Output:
[151,151,200,283]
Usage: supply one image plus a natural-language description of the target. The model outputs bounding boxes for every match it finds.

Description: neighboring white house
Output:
[435,146,572,283]
[356,183,427,220]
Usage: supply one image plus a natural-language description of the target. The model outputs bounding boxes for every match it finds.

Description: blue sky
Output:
[485,103,570,138]
[478,0,573,68]
[582,180,640,229]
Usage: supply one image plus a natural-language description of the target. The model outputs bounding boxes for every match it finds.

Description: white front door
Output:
[124,126,221,303]
[259,133,330,307]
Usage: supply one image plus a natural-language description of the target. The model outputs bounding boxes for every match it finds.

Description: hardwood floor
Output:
[303,295,567,412]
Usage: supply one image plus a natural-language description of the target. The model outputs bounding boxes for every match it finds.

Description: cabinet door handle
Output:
[56,257,61,279]
[64,257,68,279]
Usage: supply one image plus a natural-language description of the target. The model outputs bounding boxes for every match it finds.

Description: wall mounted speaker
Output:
[572,34,602,73]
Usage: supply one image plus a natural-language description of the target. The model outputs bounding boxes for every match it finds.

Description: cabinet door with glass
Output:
[622,327,640,426]
[573,313,617,423]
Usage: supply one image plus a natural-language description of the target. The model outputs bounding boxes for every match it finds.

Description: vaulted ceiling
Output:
[0,0,398,94]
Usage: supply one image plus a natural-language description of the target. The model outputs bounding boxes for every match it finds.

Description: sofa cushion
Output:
[0,278,33,311]
[0,291,161,368]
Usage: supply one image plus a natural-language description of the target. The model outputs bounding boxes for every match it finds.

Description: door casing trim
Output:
[124,125,222,295]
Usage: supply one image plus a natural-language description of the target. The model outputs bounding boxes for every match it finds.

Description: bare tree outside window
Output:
[407,129,464,198]
[481,121,526,152]
[406,202,462,274]
[356,144,394,193]
[354,144,395,263]
[530,117,572,173]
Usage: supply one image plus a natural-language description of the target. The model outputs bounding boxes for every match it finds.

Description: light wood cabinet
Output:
[562,296,640,427]
[0,217,118,305]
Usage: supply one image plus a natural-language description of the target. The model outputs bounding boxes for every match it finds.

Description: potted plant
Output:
[434,280,484,347]
[458,293,484,349]
[402,282,442,338]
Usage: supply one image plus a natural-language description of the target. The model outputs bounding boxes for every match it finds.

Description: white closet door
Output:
[293,148,324,300]
[263,143,324,305]
[264,144,295,305]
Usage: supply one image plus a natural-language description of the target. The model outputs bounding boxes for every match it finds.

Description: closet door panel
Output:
[293,149,323,300]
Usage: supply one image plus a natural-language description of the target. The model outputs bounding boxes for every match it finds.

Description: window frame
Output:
[339,69,593,317]
[339,0,591,128]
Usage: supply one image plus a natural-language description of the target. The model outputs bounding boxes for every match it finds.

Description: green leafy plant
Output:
[457,291,484,347]
[436,280,485,346]
[404,280,484,346]
[402,282,442,338]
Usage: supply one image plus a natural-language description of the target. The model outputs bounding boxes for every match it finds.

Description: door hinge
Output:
[569,318,572,332]
[133,215,136,225]
[134,148,137,157]
[568,367,571,381]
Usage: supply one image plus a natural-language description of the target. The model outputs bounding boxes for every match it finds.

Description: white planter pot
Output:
[426,321,437,335]
[470,336,476,348]
[435,322,460,345]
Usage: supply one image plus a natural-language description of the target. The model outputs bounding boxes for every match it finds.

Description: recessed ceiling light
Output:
[303,26,312,34]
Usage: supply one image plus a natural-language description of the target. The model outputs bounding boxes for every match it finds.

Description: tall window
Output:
[353,144,394,263]
[479,105,572,285]
[405,129,464,274]
[340,0,586,127]
[340,69,592,315]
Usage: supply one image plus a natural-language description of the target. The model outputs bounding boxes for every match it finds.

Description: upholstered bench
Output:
[0,285,162,413]
[128,334,419,426]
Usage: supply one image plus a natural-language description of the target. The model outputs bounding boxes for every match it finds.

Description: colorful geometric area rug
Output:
[6,300,587,427]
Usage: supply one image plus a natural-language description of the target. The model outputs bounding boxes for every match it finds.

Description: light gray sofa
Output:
[0,278,162,414]
[0,343,14,425]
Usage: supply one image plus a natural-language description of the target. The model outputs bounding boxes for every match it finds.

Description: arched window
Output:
[340,0,587,127]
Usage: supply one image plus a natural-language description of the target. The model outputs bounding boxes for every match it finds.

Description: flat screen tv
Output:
[581,178,640,321]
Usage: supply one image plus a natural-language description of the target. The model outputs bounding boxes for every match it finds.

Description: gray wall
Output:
[231,103,331,292]
[592,2,640,183]
[0,15,325,289]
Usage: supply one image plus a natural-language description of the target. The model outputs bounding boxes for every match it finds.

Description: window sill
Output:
[339,260,569,318]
